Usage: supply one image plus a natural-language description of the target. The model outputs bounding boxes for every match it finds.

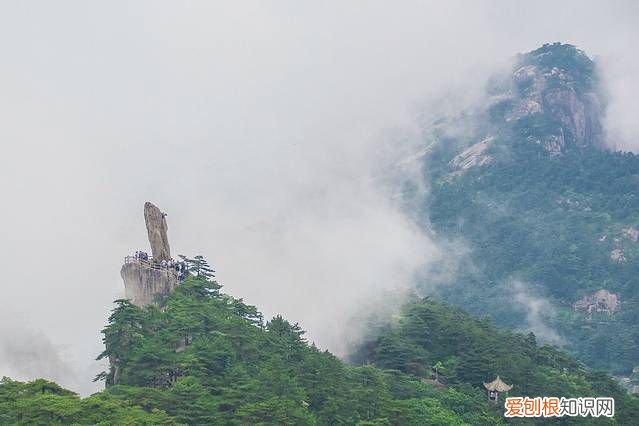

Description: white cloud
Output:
[509,280,564,345]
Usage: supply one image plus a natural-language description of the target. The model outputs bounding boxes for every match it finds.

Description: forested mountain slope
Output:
[3,274,639,424]
[428,142,639,375]
[414,43,639,377]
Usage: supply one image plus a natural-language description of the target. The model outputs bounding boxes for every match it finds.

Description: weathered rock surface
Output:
[502,45,604,153]
[121,261,177,306]
[610,248,626,264]
[449,137,493,173]
[573,289,620,315]
[144,201,171,262]
[479,43,604,155]
[542,86,602,149]
[622,227,639,242]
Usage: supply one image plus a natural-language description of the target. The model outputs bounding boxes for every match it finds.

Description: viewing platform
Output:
[124,255,187,281]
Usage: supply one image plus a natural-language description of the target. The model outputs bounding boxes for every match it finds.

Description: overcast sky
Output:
[0,1,637,394]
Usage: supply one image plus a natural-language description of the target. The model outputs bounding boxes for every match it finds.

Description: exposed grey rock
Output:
[573,289,620,315]
[622,227,639,242]
[423,44,606,172]
[121,262,178,306]
[144,201,171,261]
[505,67,603,152]
[496,45,604,154]
[543,87,602,149]
[527,131,564,154]
[449,137,493,175]
[121,202,177,306]
[610,248,626,264]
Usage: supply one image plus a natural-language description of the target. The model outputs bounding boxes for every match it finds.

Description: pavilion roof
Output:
[483,376,513,392]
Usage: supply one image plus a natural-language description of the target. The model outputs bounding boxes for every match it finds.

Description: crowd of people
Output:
[133,251,188,280]
[134,250,149,261]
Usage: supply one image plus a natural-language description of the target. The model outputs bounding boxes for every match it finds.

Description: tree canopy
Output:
[3,270,638,424]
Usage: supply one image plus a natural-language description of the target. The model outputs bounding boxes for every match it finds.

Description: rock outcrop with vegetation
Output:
[417,43,639,379]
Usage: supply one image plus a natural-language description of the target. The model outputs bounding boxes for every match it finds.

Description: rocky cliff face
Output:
[501,43,604,152]
[443,43,606,176]
[121,262,177,306]
[121,202,177,306]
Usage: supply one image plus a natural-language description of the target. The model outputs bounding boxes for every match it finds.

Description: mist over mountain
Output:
[4,39,639,423]
[408,43,639,383]
[1,4,639,424]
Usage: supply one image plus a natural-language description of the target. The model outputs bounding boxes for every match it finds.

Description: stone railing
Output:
[124,255,183,274]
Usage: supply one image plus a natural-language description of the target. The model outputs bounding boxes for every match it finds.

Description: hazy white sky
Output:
[0,1,637,394]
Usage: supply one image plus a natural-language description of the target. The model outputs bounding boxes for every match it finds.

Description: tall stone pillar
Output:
[121,202,177,306]
[144,201,171,261]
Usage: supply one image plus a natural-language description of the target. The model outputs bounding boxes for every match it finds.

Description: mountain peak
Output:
[437,44,605,177]
[522,43,593,70]
[487,43,604,154]
[515,42,596,93]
